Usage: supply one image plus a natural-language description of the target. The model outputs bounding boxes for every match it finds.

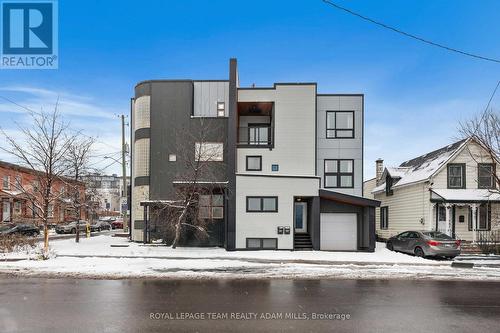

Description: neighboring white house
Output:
[364,137,500,242]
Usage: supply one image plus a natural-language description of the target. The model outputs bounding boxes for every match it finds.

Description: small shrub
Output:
[0,234,37,253]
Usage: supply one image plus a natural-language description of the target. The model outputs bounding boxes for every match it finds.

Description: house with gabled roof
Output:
[364,137,500,242]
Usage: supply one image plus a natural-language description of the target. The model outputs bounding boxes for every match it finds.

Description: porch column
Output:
[429,203,436,231]
[471,204,478,243]
[445,204,452,236]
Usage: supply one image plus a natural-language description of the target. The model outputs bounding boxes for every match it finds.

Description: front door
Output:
[294,202,307,233]
[2,201,10,222]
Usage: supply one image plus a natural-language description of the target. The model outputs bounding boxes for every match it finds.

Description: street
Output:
[1,277,499,333]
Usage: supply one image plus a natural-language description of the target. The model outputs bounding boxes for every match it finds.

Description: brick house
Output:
[0,161,86,225]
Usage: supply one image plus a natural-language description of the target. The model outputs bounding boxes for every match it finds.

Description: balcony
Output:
[237,125,273,147]
[237,101,274,148]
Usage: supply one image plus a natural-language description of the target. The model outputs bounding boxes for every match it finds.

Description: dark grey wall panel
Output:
[148,81,228,200]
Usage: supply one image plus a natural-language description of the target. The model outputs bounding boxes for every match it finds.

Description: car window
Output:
[407,232,419,239]
[398,232,410,238]
[422,231,453,240]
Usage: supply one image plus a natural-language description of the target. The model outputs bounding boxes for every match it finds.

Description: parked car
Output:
[0,223,40,237]
[110,218,123,229]
[386,231,461,259]
[90,221,112,232]
[55,221,90,234]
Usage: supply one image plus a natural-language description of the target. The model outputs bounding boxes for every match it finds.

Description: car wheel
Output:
[414,247,425,258]
[386,241,393,251]
[71,228,76,234]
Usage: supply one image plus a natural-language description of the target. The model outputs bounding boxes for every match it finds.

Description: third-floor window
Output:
[326,111,354,138]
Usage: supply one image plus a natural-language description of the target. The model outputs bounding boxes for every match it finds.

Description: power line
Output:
[474,80,500,134]
[321,0,500,64]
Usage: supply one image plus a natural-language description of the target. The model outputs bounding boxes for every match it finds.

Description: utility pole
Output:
[121,114,128,233]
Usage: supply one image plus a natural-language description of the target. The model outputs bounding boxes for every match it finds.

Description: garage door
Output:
[320,213,357,251]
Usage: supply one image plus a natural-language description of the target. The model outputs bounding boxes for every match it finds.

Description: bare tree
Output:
[62,136,95,242]
[458,108,500,192]
[0,106,76,257]
[150,119,226,248]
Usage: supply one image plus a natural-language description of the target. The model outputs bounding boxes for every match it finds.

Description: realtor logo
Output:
[1,0,58,69]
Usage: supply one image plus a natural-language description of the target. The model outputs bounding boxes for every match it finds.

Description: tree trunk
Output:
[43,223,49,254]
[171,208,188,249]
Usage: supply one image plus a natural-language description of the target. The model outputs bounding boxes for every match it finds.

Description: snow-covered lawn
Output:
[1,235,500,281]
[2,235,440,264]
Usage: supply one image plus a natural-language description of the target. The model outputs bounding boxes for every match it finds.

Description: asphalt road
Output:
[0,278,499,333]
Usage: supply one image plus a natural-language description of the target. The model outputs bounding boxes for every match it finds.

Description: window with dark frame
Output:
[469,203,491,231]
[380,206,389,230]
[326,111,354,139]
[198,194,224,219]
[478,163,495,189]
[385,175,394,196]
[447,164,465,189]
[246,238,277,250]
[246,156,262,171]
[246,197,278,212]
[324,159,354,188]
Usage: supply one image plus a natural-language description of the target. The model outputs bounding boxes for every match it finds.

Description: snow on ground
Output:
[1,235,500,281]
[8,235,439,265]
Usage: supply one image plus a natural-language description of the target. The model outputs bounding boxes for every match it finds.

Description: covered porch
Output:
[430,189,500,242]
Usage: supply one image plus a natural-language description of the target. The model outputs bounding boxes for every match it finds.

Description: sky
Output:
[0,0,499,179]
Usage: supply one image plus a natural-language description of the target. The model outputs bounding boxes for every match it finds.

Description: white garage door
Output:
[320,213,357,251]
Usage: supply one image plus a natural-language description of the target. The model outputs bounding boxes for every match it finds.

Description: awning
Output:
[319,189,380,207]
[430,189,500,203]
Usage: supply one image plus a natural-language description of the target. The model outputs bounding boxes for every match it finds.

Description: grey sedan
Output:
[386,231,461,259]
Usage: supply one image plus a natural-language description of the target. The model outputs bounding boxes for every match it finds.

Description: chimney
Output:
[376,159,384,183]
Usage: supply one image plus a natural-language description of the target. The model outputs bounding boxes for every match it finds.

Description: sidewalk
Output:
[1,235,500,281]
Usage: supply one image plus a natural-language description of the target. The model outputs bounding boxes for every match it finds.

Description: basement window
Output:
[246,238,277,250]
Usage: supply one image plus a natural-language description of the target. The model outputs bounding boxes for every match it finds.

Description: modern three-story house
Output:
[130,59,379,251]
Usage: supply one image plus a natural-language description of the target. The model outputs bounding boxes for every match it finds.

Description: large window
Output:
[246,156,262,171]
[198,194,224,219]
[478,163,495,189]
[326,111,354,138]
[195,142,224,162]
[447,164,465,189]
[246,197,278,212]
[246,238,277,250]
[324,159,354,188]
[380,206,389,230]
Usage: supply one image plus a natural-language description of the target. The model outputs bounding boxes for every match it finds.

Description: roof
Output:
[430,189,500,203]
[372,139,469,193]
[319,189,380,207]
[0,160,84,185]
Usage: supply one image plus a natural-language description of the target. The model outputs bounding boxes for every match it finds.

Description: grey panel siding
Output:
[147,81,228,200]
[316,95,363,196]
[193,81,229,117]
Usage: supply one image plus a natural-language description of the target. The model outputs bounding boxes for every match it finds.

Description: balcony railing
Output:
[237,126,273,147]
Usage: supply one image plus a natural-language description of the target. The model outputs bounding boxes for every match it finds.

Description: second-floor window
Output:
[2,176,10,190]
[324,159,354,188]
[478,163,495,189]
[195,142,224,162]
[447,164,465,189]
[326,111,354,138]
